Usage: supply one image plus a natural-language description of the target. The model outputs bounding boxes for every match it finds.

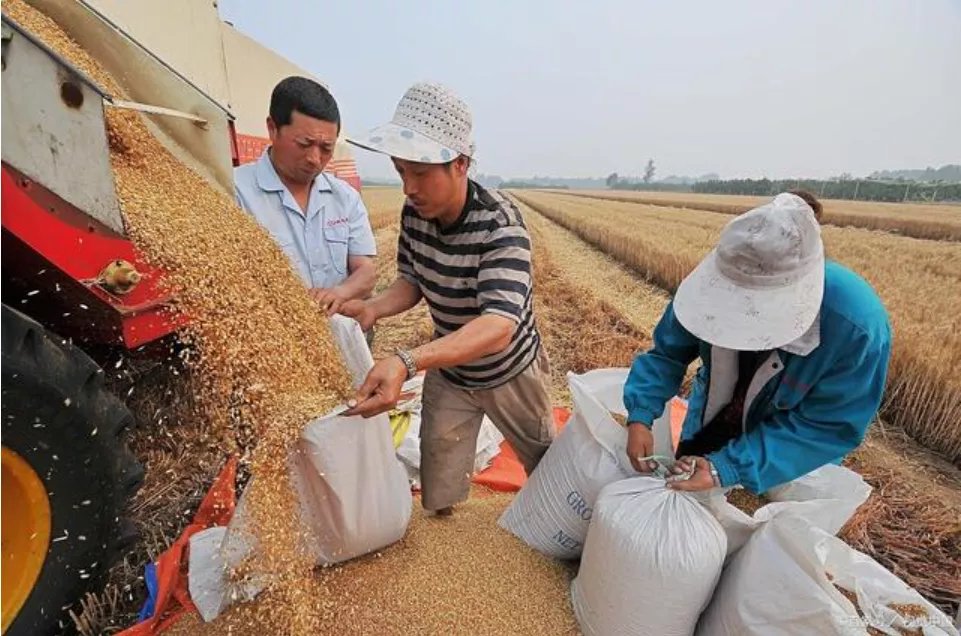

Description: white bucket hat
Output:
[348,82,475,164]
[673,193,825,351]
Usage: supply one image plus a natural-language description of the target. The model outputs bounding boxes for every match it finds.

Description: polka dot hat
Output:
[348,82,475,164]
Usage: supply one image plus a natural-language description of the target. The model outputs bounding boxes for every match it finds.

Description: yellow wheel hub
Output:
[1,447,51,633]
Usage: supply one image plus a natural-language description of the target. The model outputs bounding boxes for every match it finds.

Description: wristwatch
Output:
[708,462,720,487]
[395,349,418,380]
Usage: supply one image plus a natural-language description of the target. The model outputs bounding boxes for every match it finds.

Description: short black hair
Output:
[269,76,340,130]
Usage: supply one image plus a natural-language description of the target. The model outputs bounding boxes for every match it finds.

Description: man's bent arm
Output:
[624,301,700,426]
[409,314,515,371]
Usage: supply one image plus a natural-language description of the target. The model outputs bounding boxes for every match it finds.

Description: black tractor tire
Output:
[1,305,144,636]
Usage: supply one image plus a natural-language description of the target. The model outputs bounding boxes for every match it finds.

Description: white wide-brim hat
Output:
[349,82,475,164]
[673,193,825,351]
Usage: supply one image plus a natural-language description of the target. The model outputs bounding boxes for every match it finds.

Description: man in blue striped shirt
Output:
[341,83,555,515]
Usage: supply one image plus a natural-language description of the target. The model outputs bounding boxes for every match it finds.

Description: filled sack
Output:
[571,476,727,636]
[192,408,412,622]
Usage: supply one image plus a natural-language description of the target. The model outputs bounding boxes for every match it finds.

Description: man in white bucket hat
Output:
[623,192,891,493]
[340,82,554,515]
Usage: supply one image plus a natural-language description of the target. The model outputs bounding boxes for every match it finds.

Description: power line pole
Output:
[853,180,860,200]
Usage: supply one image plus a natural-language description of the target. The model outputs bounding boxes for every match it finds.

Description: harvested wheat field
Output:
[6,0,959,632]
[363,186,408,231]
[165,488,579,636]
[513,189,961,464]
[558,189,961,241]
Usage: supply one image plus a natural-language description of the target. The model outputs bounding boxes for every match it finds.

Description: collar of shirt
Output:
[437,180,500,235]
[254,148,332,219]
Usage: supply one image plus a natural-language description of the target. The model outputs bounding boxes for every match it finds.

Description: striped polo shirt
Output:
[397,181,540,389]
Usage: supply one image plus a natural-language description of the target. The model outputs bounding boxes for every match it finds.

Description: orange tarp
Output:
[117,458,237,635]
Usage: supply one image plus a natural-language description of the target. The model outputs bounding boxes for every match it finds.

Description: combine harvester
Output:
[0,1,358,633]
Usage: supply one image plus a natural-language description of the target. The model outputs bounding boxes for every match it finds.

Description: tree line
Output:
[691,178,961,203]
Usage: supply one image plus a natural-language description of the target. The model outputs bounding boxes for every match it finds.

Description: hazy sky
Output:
[219,0,960,181]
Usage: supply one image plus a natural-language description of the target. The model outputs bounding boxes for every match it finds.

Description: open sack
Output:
[698,513,959,636]
[498,369,676,559]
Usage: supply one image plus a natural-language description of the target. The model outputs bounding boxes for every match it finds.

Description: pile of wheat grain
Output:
[165,489,579,635]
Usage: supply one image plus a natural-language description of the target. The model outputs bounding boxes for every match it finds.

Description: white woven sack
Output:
[698,513,958,636]
[699,463,872,557]
[498,369,673,559]
[571,476,727,636]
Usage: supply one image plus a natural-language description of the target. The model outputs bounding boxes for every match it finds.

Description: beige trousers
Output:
[419,346,555,511]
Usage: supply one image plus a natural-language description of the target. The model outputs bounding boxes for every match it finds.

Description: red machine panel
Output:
[1,164,184,348]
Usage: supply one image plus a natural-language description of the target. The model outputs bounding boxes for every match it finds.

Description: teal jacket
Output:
[624,261,891,494]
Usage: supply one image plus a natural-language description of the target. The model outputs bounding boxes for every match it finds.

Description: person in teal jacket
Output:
[624,192,891,494]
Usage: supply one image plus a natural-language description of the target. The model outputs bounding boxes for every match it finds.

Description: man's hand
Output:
[626,423,657,473]
[344,356,407,418]
[336,299,377,331]
[667,456,718,492]
[309,287,349,316]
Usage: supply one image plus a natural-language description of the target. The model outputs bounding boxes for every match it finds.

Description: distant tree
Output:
[692,177,960,202]
[643,159,656,184]
[606,172,619,188]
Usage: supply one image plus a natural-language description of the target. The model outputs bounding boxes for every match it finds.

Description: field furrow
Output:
[525,208,670,338]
